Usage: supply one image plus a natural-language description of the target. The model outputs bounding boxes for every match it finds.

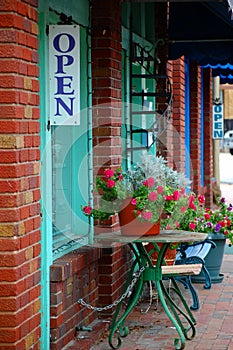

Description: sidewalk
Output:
[66,253,233,350]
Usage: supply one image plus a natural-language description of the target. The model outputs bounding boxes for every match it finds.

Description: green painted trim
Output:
[38,9,52,350]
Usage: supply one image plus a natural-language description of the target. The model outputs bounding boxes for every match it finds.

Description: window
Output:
[40,12,92,260]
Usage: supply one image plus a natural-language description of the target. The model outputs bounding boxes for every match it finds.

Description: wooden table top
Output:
[94,230,207,244]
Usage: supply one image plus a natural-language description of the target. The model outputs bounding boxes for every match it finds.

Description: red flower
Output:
[107,179,115,188]
[198,195,205,204]
[83,206,92,215]
[188,194,195,206]
[189,222,196,230]
[165,195,173,201]
[143,177,155,188]
[219,220,226,228]
[104,169,114,178]
[173,190,180,201]
[204,213,211,220]
[189,202,197,210]
[188,194,196,210]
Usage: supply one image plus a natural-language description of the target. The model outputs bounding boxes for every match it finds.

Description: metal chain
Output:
[78,266,145,312]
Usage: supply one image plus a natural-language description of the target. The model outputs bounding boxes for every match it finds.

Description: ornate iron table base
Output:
[109,242,196,350]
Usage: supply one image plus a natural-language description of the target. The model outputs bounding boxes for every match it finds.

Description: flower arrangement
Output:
[82,168,124,221]
[175,194,233,245]
[82,155,191,226]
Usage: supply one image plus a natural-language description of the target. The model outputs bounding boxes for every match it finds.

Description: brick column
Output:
[172,57,186,173]
[203,69,214,207]
[190,61,202,194]
[92,0,122,176]
[91,0,133,318]
[0,2,41,349]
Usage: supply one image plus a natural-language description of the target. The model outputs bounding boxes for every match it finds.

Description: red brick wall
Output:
[190,62,202,194]
[0,1,41,349]
[50,248,100,350]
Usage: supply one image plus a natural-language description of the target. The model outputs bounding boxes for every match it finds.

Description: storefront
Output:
[1,1,233,349]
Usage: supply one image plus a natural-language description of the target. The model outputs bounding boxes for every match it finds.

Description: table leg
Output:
[160,278,196,339]
[109,260,145,349]
[154,243,196,349]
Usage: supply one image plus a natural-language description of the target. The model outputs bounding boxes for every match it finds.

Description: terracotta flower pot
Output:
[118,198,160,236]
[145,242,177,266]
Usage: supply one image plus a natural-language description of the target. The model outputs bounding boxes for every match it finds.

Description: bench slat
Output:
[162,263,202,277]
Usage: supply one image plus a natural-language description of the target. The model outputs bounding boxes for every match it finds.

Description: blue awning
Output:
[169,1,233,66]
[202,63,233,84]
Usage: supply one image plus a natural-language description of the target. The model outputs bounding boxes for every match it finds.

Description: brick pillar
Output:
[0,2,41,349]
[92,0,122,175]
[190,62,202,194]
[203,69,214,207]
[91,0,133,318]
[172,57,186,173]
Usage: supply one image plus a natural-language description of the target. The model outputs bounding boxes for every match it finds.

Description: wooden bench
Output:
[162,263,203,277]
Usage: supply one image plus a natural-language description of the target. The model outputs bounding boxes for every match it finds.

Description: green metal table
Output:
[95,230,207,350]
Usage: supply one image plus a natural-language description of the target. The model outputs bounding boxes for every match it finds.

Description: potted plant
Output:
[81,155,191,236]
[168,194,233,282]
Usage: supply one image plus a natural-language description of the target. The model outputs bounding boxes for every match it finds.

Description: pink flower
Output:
[157,186,164,194]
[104,169,114,178]
[143,177,155,188]
[83,206,92,215]
[166,224,172,229]
[149,192,158,201]
[180,206,187,213]
[142,211,153,221]
[131,198,137,205]
[189,222,196,230]
[173,190,180,201]
[188,195,196,210]
[189,203,197,211]
[107,179,115,188]
[118,174,123,181]
[180,187,185,195]
[175,222,180,228]
[188,194,195,207]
